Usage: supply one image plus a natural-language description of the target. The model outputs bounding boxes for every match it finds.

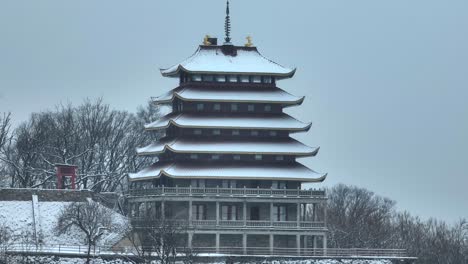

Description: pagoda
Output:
[127,1,328,256]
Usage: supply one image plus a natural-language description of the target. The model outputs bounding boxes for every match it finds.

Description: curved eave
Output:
[144,120,312,132]
[152,92,305,106]
[129,171,327,183]
[160,65,296,80]
[137,145,320,157]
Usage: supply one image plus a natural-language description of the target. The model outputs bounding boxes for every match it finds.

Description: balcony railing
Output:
[127,186,325,199]
[131,218,326,230]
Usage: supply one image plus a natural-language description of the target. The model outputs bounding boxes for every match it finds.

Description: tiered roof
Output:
[131,43,326,183]
[152,86,304,106]
[129,161,326,182]
[137,138,319,156]
[161,46,296,79]
[144,112,312,131]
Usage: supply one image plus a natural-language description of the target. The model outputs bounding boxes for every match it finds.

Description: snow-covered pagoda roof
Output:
[129,161,327,182]
[144,113,311,132]
[137,138,319,156]
[160,45,295,79]
[152,86,304,105]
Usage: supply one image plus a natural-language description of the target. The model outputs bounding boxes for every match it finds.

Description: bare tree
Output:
[2,99,161,191]
[0,113,12,188]
[56,200,116,264]
[124,217,191,264]
[0,223,12,264]
[0,113,11,150]
[326,184,396,248]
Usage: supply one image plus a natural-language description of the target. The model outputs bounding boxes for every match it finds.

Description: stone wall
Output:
[0,188,121,209]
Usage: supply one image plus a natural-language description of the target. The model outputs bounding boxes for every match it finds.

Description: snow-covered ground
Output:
[5,256,396,264]
[0,200,125,247]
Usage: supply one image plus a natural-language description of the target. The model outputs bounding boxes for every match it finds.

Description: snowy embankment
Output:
[0,200,125,246]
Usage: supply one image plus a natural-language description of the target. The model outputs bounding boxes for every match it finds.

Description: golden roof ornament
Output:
[203,35,212,46]
[245,36,253,47]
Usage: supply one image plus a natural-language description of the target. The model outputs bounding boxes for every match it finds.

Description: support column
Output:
[296,203,301,227]
[323,201,327,224]
[296,234,301,256]
[216,201,220,226]
[242,233,247,255]
[269,234,274,255]
[312,203,317,221]
[161,201,165,220]
[323,235,327,256]
[302,203,306,221]
[313,235,317,250]
[215,233,220,253]
[270,202,274,226]
[188,232,193,249]
[188,200,193,226]
[243,201,247,226]
[304,235,308,255]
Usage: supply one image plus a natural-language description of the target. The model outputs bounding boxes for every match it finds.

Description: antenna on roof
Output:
[224,0,232,44]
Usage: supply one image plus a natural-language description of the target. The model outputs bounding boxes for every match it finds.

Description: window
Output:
[213,129,221,135]
[233,155,241,161]
[228,75,238,82]
[190,154,198,160]
[196,103,204,111]
[273,205,287,221]
[264,105,272,112]
[194,129,202,135]
[255,154,262,160]
[192,75,202,82]
[252,76,262,83]
[251,130,259,136]
[216,75,226,82]
[231,104,238,112]
[275,155,284,161]
[240,75,250,83]
[191,179,205,187]
[247,105,255,112]
[222,179,236,188]
[202,75,214,82]
[272,181,286,189]
[192,204,206,220]
[211,154,220,160]
[269,131,277,136]
[213,103,221,111]
[221,205,238,220]
[232,130,240,136]
[263,76,272,84]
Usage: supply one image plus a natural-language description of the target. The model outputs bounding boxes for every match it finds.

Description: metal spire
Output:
[224,0,232,44]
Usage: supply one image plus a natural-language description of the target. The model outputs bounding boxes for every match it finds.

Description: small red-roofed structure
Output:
[55,164,77,190]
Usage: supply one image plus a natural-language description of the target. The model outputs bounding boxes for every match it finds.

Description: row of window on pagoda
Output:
[131,178,299,190]
[165,127,290,138]
[180,73,276,85]
[173,100,283,114]
[157,152,297,163]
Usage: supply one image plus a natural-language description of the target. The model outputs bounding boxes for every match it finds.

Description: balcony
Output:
[127,186,326,199]
[130,218,326,230]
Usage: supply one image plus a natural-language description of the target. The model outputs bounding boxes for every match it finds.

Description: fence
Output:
[127,186,326,199]
[4,244,411,258]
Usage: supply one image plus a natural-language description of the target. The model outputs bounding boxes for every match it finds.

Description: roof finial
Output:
[224,0,232,44]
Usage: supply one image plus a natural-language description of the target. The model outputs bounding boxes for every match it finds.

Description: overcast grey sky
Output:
[1,0,467,222]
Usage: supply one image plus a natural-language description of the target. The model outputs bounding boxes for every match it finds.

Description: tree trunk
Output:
[86,241,92,264]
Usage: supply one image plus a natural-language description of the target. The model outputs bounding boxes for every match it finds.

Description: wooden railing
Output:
[127,186,326,199]
[131,218,326,229]
[5,244,412,259]
[184,247,411,258]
